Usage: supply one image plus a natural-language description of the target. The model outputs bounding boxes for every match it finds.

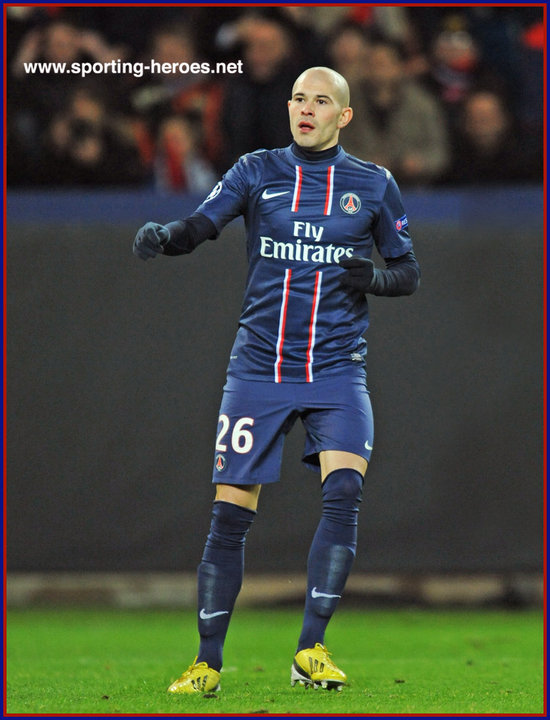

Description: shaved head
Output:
[288,65,353,150]
[292,66,350,108]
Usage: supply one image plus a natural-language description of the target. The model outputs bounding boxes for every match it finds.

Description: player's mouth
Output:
[298,121,315,133]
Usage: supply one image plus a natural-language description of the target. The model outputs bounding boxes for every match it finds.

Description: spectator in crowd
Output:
[40,86,147,186]
[131,22,224,172]
[442,89,541,185]
[153,114,218,194]
[219,11,303,167]
[408,11,516,133]
[429,24,481,108]
[464,7,542,116]
[327,22,372,84]
[277,6,330,68]
[9,18,127,182]
[341,37,450,185]
[11,18,122,105]
[210,7,326,68]
[131,22,207,119]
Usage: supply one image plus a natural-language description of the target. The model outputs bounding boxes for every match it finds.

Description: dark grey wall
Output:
[7,202,543,572]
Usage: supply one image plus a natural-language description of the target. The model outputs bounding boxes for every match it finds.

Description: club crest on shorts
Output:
[340,192,361,214]
[215,454,227,472]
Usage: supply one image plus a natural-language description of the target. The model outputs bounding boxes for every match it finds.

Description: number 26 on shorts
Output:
[216,415,255,454]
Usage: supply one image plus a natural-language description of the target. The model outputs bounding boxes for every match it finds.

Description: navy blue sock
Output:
[197,500,255,671]
[297,468,363,652]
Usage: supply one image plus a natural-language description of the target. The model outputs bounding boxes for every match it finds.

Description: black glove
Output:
[133,222,170,260]
[338,256,376,293]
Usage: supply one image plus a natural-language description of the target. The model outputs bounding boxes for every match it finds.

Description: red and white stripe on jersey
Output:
[324,166,334,215]
[274,269,323,383]
[305,271,323,382]
[274,268,292,383]
[291,165,302,212]
[292,164,335,215]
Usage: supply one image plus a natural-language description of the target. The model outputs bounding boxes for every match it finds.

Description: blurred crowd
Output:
[7,5,543,190]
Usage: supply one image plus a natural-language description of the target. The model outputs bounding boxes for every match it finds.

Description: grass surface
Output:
[5,607,545,716]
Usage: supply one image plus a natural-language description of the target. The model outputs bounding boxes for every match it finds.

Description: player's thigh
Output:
[215,482,262,510]
[301,374,374,471]
[319,450,368,481]
[212,376,298,485]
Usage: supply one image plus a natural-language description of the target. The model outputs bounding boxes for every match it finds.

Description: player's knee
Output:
[321,468,363,528]
[205,500,256,552]
[322,468,363,505]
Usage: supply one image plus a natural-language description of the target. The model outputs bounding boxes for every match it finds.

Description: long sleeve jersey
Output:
[168,143,419,383]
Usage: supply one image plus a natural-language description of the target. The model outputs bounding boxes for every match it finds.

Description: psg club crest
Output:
[340,192,361,214]
[215,454,227,472]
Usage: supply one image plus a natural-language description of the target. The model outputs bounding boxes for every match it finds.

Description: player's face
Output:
[288,76,352,151]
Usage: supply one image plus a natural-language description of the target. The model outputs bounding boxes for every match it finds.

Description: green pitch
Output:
[6,607,544,715]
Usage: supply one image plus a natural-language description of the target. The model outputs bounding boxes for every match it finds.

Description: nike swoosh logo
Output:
[199,608,229,620]
[261,189,290,199]
[311,587,341,599]
[365,441,373,451]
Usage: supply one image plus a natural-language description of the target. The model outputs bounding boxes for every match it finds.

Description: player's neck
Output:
[291,142,340,162]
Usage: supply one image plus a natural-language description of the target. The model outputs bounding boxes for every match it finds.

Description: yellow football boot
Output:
[167,658,221,693]
[291,643,347,691]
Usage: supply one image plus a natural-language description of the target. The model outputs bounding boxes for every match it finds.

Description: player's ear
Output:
[338,106,353,129]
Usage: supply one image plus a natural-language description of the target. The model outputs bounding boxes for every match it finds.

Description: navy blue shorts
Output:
[211,374,374,485]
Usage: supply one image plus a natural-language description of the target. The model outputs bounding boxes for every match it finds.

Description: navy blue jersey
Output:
[195,144,413,383]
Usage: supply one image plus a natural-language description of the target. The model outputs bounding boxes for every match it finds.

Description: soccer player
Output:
[133,67,420,693]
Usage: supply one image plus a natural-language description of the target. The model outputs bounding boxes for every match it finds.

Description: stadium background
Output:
[6,5,544,606]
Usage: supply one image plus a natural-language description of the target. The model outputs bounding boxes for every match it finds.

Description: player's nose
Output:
[300,102,314,115]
